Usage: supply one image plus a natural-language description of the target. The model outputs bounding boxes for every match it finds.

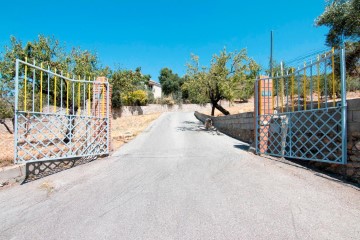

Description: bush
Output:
[157,97,175,106]
[122,90,148,106]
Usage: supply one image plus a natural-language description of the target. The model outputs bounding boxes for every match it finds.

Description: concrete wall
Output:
[194,111,254,143]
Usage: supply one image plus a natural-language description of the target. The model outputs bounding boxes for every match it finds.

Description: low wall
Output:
[113,103,213,118]
[194,111,254,143]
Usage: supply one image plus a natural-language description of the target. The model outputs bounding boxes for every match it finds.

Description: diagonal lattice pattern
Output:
[257,107,344,163]
[15,112,109,163]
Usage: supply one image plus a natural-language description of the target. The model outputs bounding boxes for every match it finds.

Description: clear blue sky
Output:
[0,0,329,81]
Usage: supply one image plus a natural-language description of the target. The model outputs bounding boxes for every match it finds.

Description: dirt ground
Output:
[0,113,161,168]
[111,113,161,151]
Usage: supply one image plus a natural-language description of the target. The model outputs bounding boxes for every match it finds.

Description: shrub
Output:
[122,90,148,106]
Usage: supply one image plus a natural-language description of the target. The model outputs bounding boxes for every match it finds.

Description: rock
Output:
[349,155,360,162]
[346,168,355,176]
[352,131,360,138]
[347,141,354,150]
[354,141,360,151]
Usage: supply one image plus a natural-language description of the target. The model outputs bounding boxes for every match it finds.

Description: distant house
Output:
[148,80,162,99]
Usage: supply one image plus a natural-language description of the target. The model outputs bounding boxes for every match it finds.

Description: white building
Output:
[148,80,162,99]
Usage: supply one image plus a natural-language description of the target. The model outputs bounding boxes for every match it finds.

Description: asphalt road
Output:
[0,112,359,240]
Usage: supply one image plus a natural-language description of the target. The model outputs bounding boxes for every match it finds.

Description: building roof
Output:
[148,80,161,87]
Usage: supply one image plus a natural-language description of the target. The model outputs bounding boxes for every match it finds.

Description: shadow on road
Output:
[233,144,250,151]
[22,156,98,184]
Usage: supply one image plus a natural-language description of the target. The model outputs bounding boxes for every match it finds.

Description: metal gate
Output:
[255,45,347,164]
[14,59,110,164]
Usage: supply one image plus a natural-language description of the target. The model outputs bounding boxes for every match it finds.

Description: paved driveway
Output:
[0,112,359,239]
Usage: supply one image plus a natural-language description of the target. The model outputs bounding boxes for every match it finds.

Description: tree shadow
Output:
[21,156,99,184]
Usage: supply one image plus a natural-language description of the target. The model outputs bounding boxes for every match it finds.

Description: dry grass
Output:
[200,98,255,117]
[0,135,14,168]
[111,113,161,150]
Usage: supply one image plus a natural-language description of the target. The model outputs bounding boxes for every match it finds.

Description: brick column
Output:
[255,76,273,154]
[92,77,112,153]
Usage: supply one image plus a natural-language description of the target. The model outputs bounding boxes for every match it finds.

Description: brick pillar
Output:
[92,77,112,153]
[255,76,273,154]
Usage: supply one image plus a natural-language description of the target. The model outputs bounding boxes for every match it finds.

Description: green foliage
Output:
[316,0,360,75]
[121,90,148,106]
[110,67,150,107]
[182,48,261,113]
[315,0,359,46]
[0,35,103,119]
[158,68,182,95]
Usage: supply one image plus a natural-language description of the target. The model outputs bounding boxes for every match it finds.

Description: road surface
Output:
[0,112,359,239]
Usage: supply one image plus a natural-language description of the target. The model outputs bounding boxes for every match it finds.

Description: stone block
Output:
[347,99,360,110]
[352,110,360,122]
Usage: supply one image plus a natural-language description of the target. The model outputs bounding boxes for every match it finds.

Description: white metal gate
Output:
[255,46,347,164]
[14,59,110,163]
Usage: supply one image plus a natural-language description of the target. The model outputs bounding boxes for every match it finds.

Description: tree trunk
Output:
[214,102,230,115]
[0,119,13,134]
[211,105,215,116]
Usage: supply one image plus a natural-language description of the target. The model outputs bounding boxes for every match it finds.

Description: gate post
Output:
[92,77,112,153]
[255,76,273,154]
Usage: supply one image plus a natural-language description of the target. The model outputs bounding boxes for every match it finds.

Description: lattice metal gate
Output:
[255,45,347,164]
[14,59,110,164]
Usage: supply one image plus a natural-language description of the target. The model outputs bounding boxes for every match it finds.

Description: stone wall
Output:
[194,111,254,143]
[113,104,215,118]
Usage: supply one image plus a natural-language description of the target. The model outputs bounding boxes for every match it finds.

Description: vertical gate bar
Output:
[78,76,81,115]
[286,71,289,113]
[291,68,294,112]
[276,73,280,111]
[61,72,63,112]
[14,59,19,163]
[83,78,86,116]
[102,83,105,118]
[24,57,27,112]
[40,63,43,113]
[340,43,347,164]
[47,65,50,112]
[32,60,36,112]
[88,77,91,116]
[280,62,284,113]
[106,81,110,153]
[66,74,69,115]
[267,78,269,114]
[54,68,57,113]
[255,78,259,154]
[317,56,320,109]
[259,79,262,115]
[332,47,336,107]
[297,69,300,111]
[303,62,307,110]
[310,61,313,110]
[324,57,328,108]
[72,77,75,115]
